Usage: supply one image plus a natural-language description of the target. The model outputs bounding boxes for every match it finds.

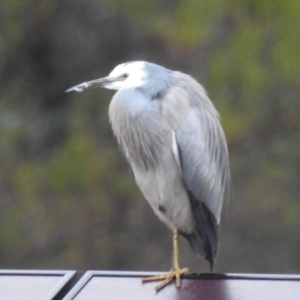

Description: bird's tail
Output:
[181,191,219,271]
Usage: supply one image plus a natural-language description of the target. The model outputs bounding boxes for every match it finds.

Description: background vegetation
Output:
[0,0,300,274]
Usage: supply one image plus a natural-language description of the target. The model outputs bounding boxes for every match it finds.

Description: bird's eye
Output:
[122,73,129,78]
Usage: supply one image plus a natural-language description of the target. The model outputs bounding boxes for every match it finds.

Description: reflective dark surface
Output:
[63,271,300,300]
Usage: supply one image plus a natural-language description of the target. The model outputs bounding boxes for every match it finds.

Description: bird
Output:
[66,61,230,291]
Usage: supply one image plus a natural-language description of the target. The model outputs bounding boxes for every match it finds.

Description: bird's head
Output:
[66,61,156,93]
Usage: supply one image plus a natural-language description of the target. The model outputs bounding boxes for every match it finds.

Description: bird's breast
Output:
[109,88,167,170]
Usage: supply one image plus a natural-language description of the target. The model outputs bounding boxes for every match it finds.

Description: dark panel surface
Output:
[63,271,300,300]
[0,270,76,300]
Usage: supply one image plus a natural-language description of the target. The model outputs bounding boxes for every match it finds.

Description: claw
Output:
[142,267,189,291]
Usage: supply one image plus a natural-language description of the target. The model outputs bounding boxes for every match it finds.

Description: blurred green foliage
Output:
[0,0,299,273]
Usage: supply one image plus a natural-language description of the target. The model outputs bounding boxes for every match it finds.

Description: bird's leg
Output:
[142,230,190,291]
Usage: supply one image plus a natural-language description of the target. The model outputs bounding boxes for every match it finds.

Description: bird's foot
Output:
[142,267,190,292]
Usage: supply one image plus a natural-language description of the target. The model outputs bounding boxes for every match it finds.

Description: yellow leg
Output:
[142,230,190,291]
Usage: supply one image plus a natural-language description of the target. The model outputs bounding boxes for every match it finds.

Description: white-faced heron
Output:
[66,61,230,291]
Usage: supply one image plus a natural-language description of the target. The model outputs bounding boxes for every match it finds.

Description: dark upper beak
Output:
[65,76,115,93]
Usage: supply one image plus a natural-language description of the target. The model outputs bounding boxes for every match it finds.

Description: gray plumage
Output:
[66,61,230,270]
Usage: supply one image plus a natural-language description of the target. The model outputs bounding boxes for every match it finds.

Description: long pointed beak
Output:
[65,76,115,93]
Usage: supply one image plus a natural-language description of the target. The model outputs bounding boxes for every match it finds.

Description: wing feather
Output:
[164,72,230,267]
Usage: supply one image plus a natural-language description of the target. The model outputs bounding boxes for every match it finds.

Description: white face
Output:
[104,61,149,90]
